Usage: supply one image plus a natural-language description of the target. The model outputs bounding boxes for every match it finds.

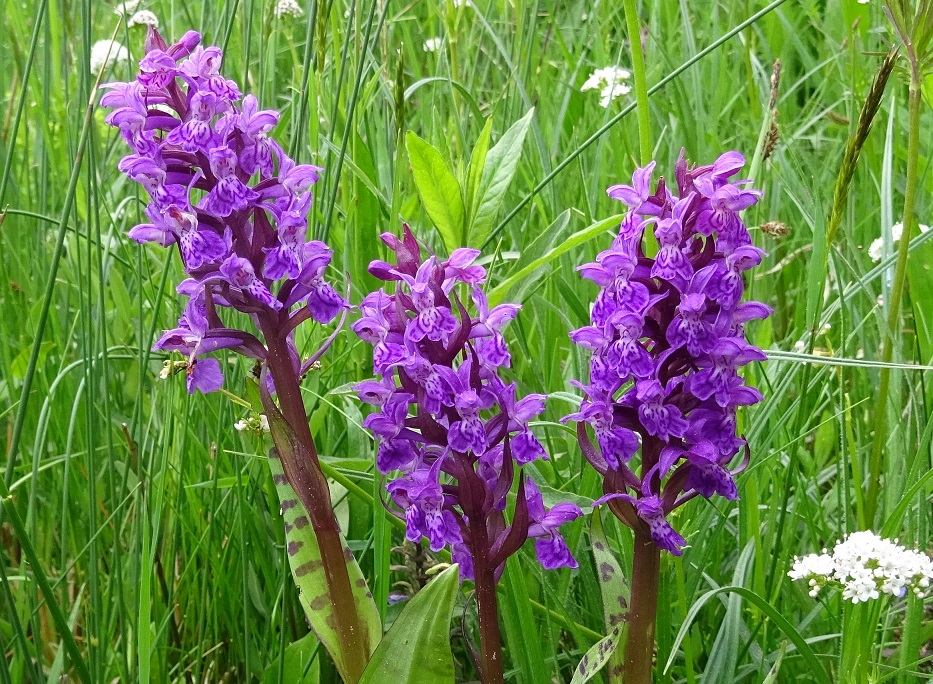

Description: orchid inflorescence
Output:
[352,227,583,580]
[102,28,347,393]
[567,151,771,555]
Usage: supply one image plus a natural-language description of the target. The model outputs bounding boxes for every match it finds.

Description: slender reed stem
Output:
[623,0,651,165]
[260,316,370,682]
[625,527,661,683]
[472,521,505,684]
[867,74,923,521]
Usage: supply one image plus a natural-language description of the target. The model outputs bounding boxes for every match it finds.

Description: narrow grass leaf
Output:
[664,586,831,684]
[488,214,622,305]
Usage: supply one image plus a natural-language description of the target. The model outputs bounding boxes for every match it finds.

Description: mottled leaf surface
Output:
[589,512,628,682]
[267,446,381,680]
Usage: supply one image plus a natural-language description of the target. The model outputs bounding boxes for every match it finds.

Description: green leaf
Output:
[406,131,465,253]
[487,213,622,306]
[703,541,755,684]
[499,557,549,684]
[761,641,787,684]
[663,585,831,684]
[465,118,493,225]
[263,401,382,683]
[262,631,321,684]
[588,512,628,682]
[358,564,460,684]
[569,625,624,684]
[469,109,534,246]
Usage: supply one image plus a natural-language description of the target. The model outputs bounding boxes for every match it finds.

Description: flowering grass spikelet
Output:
[567,151,771,555]
[353,227,583,580]
[789,531,933,603]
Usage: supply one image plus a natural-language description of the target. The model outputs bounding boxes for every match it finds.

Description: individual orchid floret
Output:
[102,27,348,394]
[353,226,582,582]
[790,531,933,603]
[567,151,771,556]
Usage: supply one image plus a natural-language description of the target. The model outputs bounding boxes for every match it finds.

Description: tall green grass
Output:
[0,0,930,682]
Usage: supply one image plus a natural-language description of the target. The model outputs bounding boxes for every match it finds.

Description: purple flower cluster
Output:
[567,151,771,555]
[102,28,347,393]
[353,227,582,579]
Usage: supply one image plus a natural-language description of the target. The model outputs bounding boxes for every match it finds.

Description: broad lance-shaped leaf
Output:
[578,512,629,683]
[267,441,382,680]
[359,564,460,684]
[570,626,624,684]
[468,108,534,246]
[465,117,493,225]
[406,131,465,254]
[259,375,383,679]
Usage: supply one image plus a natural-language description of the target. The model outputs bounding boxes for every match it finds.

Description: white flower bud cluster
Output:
[789,531,933,604]
[581,66,632,108]
[234,413,270,434]
[275,0,304,19]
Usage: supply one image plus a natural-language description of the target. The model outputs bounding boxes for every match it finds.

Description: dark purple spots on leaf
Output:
[295,559,323,577]
[599,561,615,582]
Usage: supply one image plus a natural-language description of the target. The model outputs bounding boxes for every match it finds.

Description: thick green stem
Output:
[625,527,661,683]
[260,317,370,682]
[867,77,922,522]
[623,0,652,165]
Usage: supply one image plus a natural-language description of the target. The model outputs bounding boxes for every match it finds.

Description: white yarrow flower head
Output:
[581,66,632,107]
[89,40,129,74]
[113,0,141,15]
[789,531,933,603]
[423,37,443,53]
[275,0,304,19]
[128,10,159,27]
[868,221,931,262]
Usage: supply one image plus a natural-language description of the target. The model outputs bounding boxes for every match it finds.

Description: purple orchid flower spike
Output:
[567,151,770,682]
[354,228,583,684]
[103,27,377,678]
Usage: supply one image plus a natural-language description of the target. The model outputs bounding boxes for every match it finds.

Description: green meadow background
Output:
[1,0,931,681]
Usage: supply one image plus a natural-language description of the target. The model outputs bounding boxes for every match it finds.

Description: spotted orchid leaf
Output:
[584,511,628,683]
[264,397,381,683]
[570,625,624,684]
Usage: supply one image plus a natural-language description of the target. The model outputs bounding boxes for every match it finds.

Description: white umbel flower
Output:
[581,66,632,107]
[113,0,141,15]
[89,40,129,74]
[128,10,159,27]
[789,531,933,603]
[423,37,443,53]
[868,221,931,262]
[275,0,304,19]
